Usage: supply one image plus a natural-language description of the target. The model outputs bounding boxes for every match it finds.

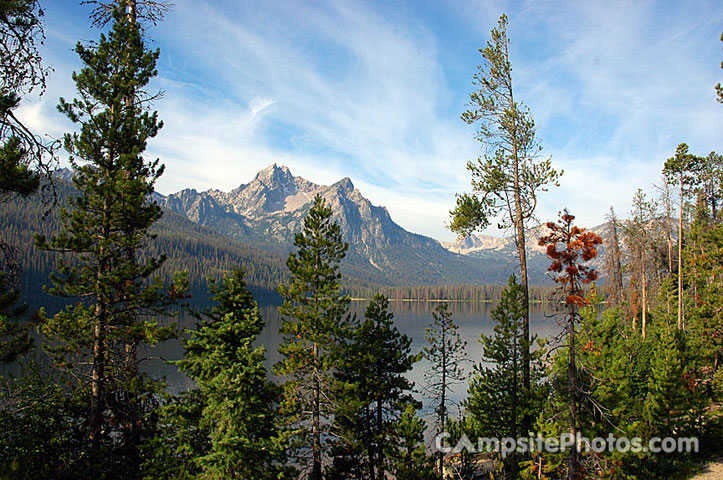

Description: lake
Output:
[146,299,563,416]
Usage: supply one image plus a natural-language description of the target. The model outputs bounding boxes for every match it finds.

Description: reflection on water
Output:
[146,299,564,415]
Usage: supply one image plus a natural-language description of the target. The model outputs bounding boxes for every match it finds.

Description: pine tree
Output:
[275,194,350,480]
[423,302,468,479]
[34,1,183,472]
[451,14,561,434]
[538,209,602,480]
[466,275,544,476]
[698,152,722,224]
[173,268,289,479]
[1,0,55,360]
[141,389,208,479]
[0,271,31,362]
[329,294,419,480]
[663,143,702,330]
[0,364,88,479]
[643,328,687,437]
[387,403,436,480]
[685,197,723,386]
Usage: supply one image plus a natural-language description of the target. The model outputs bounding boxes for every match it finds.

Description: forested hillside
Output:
[1,177,554,303]
[0,179,289,299]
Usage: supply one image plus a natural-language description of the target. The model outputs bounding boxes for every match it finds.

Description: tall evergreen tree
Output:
[466,275,545,476]
[329,293,419,480]
[423,302,468,479]
[643,327,692,439]
[275,194,350,480]
[451,14,561,434]
[699,151,723,224]
[685,196,723,382]
[663,143,702,330]
[171,268,289,479]
[35,1,183,473]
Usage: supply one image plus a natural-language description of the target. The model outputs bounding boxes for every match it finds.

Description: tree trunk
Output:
[375,397,383,480]
[123,4,141,469]
[664,182,674,276]
[123,339,140,471]
[312,341,322,480]
[503,35,532,436]
[609,211,624,305]
[512,323,518,440]
[678,178,684,330]
[567,303,579,480]
[439,324,447,480]
[89,299,106,444]
[90,192,111,444]
[641,258,647,338]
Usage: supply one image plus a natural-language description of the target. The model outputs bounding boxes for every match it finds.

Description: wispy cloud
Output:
[18,0,723,242]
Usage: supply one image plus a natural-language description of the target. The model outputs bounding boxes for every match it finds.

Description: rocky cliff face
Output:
[207,164,321,217]
[158,164,476,285]
[162,188,231,224]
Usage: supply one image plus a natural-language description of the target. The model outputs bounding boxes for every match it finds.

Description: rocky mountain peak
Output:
[52,167,75,182]
[332,177,355,195]
[253,163,294,189]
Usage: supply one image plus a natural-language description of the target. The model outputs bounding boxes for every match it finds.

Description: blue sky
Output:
[18,0,723,242]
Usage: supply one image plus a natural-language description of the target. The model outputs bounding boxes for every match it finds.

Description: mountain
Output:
[441,221,612,281]
[5,166,575,293]
[158,164,524,285]
[0,176,297,304]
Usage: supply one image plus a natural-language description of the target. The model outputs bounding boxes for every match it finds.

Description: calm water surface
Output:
[147,299,563,414]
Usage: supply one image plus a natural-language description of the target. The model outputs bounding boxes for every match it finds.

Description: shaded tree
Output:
[387,403,436,480]
[0,365,88,479]
[329,293,418,480]
[466,274,546,476]
[141,389,208,479]
[35,2,183,474]
[423,302,468,479]
[0,271,31,362]
[275,194,350,480]
[171,269,289,479]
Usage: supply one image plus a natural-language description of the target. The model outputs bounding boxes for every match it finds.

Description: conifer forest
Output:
[2,1,723,479]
